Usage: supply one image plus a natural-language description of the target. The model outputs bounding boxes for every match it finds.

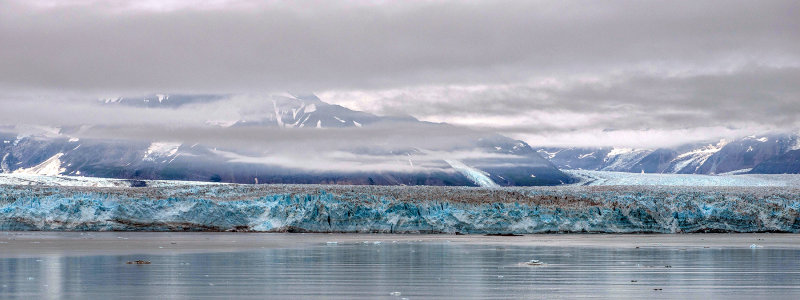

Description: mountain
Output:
[537,134,800,174]
[0,94,572,186]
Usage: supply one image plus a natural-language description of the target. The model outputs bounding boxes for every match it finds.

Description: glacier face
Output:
[2,184,799,233]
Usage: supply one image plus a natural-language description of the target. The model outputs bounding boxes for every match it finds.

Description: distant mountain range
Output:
[3,93,797,186]
[536,133,800,175]
[0,94,572,186]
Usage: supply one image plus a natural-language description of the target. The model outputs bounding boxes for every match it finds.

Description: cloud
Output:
[320,65,800,147]
[1,0,797,93]
[0,0,798,148]
[210,148,522,172]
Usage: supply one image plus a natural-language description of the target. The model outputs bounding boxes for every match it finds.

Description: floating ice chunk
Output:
[750,244,763,249]
[389,291,402,296]
[525,259,544,266]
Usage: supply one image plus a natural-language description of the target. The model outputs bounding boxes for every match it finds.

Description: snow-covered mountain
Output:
[537,134,800,174]
[0,94,572,186]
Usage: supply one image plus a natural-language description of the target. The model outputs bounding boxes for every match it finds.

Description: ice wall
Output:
[1,184,799,233]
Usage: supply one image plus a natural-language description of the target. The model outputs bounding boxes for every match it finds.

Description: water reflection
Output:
[1,242,799,299]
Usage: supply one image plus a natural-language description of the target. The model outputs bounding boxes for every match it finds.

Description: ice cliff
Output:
[1,184,799,233]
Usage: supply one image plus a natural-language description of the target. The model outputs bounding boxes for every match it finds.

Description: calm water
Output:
[1,240,799,299]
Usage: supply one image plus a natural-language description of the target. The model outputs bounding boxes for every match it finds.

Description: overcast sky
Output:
[1,0,799,147]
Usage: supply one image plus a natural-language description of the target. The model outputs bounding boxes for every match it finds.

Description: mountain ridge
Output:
[537,133,800,175]
[0,93,572,186]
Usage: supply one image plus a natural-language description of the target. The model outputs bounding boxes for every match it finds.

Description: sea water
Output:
[1,233,799,299]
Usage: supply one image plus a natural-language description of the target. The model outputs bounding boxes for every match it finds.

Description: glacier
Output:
[2,182,799,233]
[564,170,800,187]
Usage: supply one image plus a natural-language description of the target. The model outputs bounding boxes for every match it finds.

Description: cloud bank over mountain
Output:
[1,0,798,148]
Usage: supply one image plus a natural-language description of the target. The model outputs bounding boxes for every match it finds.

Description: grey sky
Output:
[1,0,799,147]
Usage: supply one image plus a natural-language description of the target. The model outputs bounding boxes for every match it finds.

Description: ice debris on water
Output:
[389,291,402,296]
[525,259,544,266]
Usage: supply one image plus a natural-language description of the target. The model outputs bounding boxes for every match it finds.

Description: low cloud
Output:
[320,65,800,147]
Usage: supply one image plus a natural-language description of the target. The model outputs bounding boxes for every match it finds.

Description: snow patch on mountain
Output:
[101,97,121,103]
[792,135,800,151]
[1,153,10,173]
[607,148,635,157]
[536,149,560,159]
[601,148,651,171]
[13,153,66,176]
[143,142,181,162]
[272,99,285,128]
[744,135,769,143]
[305,103,317,113]
[670,139,728,173]
[445,159,499,187]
